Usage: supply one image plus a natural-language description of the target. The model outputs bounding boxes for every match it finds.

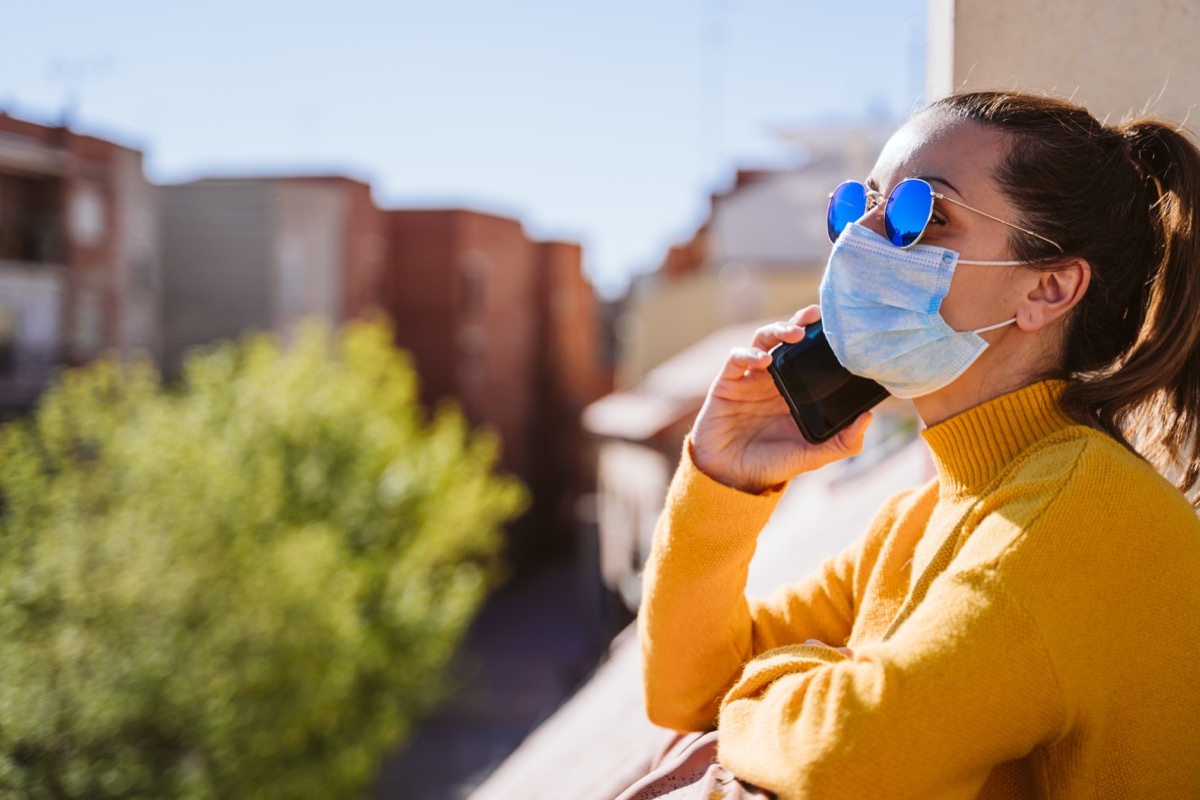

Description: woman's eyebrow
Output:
[922,175,962,197]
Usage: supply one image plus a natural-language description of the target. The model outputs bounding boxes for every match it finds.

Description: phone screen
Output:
[767,320,889,444]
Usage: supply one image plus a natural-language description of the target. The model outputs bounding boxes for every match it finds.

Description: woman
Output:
[637,91,1200,799]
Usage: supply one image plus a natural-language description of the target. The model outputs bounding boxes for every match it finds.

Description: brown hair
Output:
[929,91,1200,503]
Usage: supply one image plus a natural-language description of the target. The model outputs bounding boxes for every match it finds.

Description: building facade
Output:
[927,0,1200,128]
[385,209,610,559]
[159,175,387,373]
[617,123,891,387]
[0,113,161,412]
[0,129,609,562]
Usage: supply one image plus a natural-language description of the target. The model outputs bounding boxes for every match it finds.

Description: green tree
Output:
[0,319,527,799]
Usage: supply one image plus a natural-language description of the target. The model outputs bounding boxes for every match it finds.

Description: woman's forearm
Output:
[638,441,786,730]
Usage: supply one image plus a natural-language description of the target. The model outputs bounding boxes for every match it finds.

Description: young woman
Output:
[637,91,1200,799]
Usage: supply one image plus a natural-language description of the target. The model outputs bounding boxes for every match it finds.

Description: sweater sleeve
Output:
[716,562,1067,800]
[638,440,902,732]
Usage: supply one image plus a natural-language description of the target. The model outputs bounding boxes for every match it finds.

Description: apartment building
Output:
[385,209,610,557]
[159,175,386,372]
[0,113,160,411]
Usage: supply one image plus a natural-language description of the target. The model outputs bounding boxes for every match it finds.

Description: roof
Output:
[582,319,767,441]
[179,174,374,190]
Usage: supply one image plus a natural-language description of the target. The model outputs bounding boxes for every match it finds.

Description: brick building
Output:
[161,194,608,560]
[385,210,610,560]
[0,113,161,411]
[533,239,611,542]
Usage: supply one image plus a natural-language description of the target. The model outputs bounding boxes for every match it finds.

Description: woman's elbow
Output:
[643,686,720,732]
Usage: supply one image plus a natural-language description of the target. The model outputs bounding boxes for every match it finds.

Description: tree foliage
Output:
[0,319,527,799]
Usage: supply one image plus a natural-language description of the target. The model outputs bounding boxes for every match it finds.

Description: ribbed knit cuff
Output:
[676,435,786,520]
[721,643,850,706]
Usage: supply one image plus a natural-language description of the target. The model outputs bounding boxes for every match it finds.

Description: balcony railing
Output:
[0,220,63,264]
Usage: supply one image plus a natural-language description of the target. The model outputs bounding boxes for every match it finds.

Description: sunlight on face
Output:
[865,111,1025,333]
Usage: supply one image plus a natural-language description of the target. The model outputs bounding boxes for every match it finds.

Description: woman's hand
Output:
[689,305,872,494]
[804,639,855,659]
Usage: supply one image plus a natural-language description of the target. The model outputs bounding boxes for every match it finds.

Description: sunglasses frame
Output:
[827,178,1064,253]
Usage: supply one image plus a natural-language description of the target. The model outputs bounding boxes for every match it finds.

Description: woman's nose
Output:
[857,204,888,240]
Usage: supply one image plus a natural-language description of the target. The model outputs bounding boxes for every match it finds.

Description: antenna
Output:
[49,54,112,128]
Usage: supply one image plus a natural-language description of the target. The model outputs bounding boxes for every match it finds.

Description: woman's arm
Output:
[717,562,1066,799]
[638,307,874,732]
[638,443,908,731]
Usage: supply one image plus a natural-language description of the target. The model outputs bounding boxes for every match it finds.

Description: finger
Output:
[788,305,822,327]
[804,639,854,658]
[795,412,874,473]
[832,412,873,454]
[717,347,771,381]
[751,321,804,352]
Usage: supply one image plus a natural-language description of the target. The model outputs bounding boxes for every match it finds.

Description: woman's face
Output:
[861,110,1026,333]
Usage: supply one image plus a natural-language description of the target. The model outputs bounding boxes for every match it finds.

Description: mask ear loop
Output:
[971,317,1017,335]
[954,257,1023,334]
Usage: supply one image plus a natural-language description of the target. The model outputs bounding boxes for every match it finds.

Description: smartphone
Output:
[766,320,889,444]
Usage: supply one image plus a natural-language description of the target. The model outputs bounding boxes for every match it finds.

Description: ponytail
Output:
[931,91,1200,504]
[1067,121,1200,500]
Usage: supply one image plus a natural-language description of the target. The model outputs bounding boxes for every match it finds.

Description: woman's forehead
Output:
[870,112,1006,198]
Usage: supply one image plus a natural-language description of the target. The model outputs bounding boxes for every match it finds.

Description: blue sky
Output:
[2,0,925,296]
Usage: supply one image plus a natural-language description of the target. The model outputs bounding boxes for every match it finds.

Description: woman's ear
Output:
[1017,259,1091,331]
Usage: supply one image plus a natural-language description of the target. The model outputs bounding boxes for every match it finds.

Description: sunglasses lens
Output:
[885,180,934,247]
[827,181,867,243]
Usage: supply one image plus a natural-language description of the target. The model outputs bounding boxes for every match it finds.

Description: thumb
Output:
[832,412,872,455]
[798,412,872,472]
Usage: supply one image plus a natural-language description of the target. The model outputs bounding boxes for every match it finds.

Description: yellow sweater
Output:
[639,380,1200,799]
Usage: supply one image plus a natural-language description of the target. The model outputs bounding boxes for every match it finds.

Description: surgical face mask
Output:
[817,223,1019,399]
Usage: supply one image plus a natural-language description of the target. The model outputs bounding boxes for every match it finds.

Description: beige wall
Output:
[161,179,354,373]
[618,269,822,386]
[928,0,1200,128]
[271,183,344,335]
[160,182,274,371]
[113,148,162,361]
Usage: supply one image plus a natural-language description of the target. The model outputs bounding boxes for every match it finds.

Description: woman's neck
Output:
[913,335,1060,427]
[913,371,1027,426]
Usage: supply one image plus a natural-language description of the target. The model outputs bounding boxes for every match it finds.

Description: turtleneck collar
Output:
[921,380,1077,496]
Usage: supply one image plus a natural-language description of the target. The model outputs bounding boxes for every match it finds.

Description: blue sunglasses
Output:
[826,178,1064,251]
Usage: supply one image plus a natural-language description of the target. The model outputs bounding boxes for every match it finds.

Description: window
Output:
[0,302,15,377]
[459,251,489,314]
[0,173,62,263]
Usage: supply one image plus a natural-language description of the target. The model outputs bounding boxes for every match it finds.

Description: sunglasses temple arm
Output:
[935,193,1064,253]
